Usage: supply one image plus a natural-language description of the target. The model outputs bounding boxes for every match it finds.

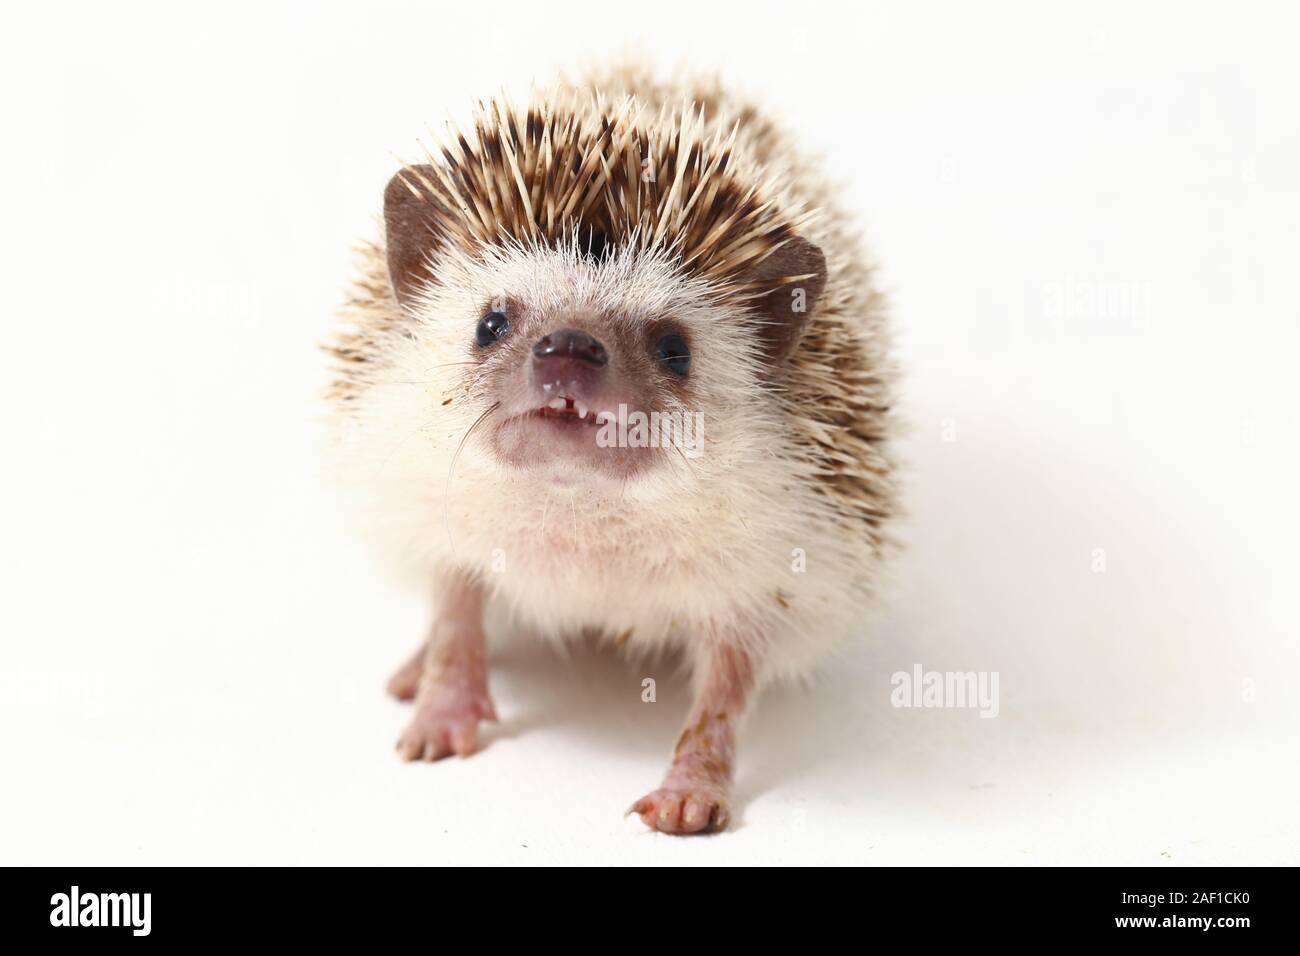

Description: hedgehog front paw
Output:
[628,787,731,835]
[396,686,496,761]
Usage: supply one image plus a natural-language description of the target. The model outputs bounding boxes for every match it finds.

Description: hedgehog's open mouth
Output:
[489,390,655,487]
[527,395,605,428]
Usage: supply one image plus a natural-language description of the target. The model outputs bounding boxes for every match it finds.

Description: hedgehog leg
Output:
[395,571,497,761]
[629,640,754,835]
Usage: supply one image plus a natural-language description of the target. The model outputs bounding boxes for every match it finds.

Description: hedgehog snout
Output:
[530,328,608,398]
[532,328,608,366]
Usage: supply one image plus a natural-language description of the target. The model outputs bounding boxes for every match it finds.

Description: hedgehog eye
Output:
[655,333,691,376]
[476,310,509,347]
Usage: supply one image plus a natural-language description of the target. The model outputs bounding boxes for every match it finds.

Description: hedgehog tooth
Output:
[546,397,568,411]
[575,400,589,420]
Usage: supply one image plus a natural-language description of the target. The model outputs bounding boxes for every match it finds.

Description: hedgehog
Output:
[326,65,896,835]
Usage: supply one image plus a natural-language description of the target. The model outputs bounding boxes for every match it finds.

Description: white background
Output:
[2,1,1297,865]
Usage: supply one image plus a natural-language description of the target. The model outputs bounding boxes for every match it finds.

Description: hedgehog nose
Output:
[532,329,608,367]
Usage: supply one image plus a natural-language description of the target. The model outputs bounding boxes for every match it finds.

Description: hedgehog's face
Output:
[412,244,746,492]
[380,166,825,496]
[473,286,694,487]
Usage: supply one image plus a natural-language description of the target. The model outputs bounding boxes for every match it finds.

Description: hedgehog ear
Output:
[748,235,827,365]
[384,165,448,307]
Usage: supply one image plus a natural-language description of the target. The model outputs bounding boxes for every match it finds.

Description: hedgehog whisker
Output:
[452,401,500,470]
[539,491,552,539]
[668,440,698,484]
[421,362,481,372]
[441,401,501,552]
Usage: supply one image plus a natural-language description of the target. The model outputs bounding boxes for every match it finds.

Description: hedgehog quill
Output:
[327,67,896,834]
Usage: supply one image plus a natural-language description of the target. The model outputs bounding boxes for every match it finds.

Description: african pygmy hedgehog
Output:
[327,65,896,834]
